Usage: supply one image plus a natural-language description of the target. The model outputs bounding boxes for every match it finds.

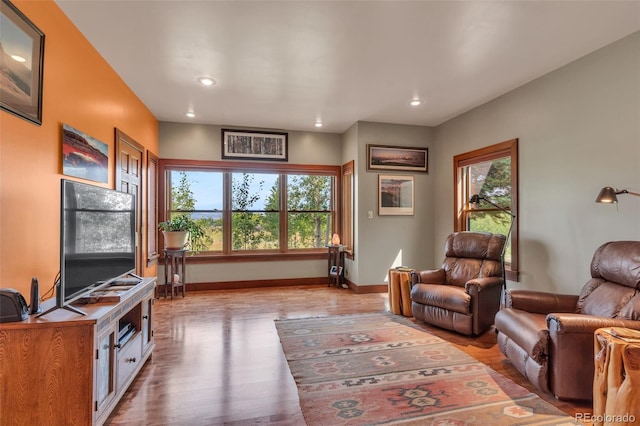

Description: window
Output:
[454,139,519,280]
[159,160,341,258]
[341,161,354,257]
[286,174,333,249]
[168,170,223,252]
[232,172,279,250]
[146,151,159,266]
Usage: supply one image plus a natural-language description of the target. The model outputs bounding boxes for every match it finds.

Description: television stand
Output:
[36,303,87,318]
[0,277,156,426]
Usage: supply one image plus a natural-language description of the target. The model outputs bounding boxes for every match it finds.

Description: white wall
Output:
[158,122,343,283]
[432,32,640,294]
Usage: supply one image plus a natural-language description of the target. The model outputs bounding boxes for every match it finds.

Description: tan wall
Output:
[0,0,159,298]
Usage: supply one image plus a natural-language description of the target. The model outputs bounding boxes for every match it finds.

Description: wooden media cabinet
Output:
[0,277,156,426]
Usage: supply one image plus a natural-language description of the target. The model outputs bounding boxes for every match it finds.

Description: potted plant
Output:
[159,215,206,251]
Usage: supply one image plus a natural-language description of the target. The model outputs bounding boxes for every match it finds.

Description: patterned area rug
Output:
[275,312,581,425]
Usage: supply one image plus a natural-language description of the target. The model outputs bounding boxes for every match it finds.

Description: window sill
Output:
[160,251,328,264]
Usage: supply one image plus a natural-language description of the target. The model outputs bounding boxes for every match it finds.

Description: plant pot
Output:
[162,230,189,249]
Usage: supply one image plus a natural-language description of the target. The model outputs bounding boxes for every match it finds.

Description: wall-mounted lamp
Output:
[595,187,640,203]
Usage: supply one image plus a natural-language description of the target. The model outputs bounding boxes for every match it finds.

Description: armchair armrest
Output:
[412,269,445,285]
[545,313,640,400]
[547,313,640,335]
[465,277,503,293]
[504,289,578,314]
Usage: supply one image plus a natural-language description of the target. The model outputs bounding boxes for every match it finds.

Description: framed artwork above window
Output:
[221,129,288,162]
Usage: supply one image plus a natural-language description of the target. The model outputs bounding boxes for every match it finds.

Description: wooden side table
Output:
[593,327,640,426]
[163,248,187,299]
[388,268,413,317]
[327,244,346,288]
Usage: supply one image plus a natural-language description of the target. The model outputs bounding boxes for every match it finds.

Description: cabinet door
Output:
[95,323,117,417]
[141,296,154,355]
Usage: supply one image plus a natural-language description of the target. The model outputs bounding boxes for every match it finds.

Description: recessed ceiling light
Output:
[314,121,324,128]
[197,77,216,86]
[186,112,195,118]
[410,99,422,106]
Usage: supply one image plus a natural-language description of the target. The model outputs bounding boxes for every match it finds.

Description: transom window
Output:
[159,160,340,258]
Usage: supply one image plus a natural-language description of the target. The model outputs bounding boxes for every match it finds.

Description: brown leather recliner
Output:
[494,240,640,401]
[410,231,507,336]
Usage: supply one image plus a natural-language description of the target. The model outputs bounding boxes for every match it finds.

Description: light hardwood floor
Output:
[105,285,592,425]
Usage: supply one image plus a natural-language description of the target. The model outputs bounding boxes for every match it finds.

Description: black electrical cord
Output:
[40,271,60,302]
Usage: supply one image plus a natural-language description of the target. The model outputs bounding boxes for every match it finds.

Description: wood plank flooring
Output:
[105,285,592,425]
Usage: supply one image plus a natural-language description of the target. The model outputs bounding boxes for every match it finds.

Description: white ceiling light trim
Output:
[197,77,216,86]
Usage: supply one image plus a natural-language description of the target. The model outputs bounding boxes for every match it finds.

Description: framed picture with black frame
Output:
[367,144,428,173]
[221,128,288,161]
[0,0,45,125]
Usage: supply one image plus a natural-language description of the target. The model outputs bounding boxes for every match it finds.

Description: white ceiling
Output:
[54,1,640,134]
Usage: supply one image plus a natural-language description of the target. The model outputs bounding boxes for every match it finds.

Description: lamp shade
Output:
[596,187,619,203]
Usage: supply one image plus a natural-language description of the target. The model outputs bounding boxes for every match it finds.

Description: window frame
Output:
[146,151,159,266]
[453,139,519,281]
[158,159,341,262]
[341,160,354,259]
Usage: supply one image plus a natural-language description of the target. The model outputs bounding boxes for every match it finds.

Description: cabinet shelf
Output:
[0,277,156,426]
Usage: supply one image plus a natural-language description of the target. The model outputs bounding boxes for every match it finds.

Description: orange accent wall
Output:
[0,0,159,299]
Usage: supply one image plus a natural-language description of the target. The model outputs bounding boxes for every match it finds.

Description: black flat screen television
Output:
[51,179,136,315]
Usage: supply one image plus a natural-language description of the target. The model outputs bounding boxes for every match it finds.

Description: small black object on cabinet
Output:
[0,289,29,322]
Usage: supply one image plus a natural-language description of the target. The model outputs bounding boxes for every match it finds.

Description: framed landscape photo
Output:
[62,124,109,183]
[367,144,428,173]
[0,0,45,125]
[222,129,288,161]
[378,175,414,216]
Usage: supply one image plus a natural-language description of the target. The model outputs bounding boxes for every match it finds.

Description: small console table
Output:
[327,244,346,288]
[163,248,187,299]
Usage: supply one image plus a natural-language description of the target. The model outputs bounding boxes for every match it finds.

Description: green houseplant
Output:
[159,215,206,252]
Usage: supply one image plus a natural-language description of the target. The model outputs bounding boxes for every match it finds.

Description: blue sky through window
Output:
[171,171,279,211]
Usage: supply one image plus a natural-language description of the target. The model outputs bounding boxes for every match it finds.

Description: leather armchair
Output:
[495,241,640,401]
[410,231,507,336]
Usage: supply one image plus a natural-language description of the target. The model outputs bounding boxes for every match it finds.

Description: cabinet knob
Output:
[127,357,137,363]
[143,315,149,319]
[114,343,122,349]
